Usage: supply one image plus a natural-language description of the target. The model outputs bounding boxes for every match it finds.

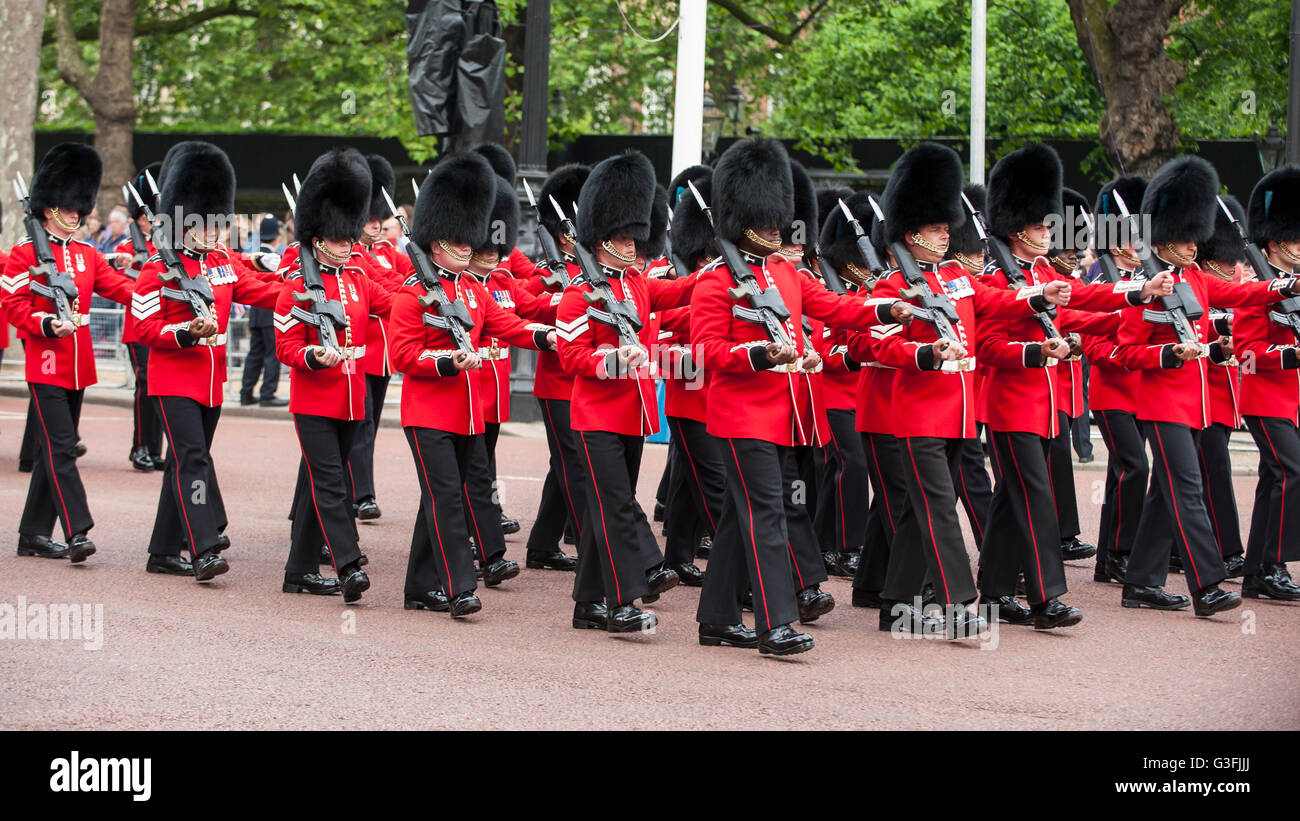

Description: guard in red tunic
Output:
[114,162,165,472]
[1115,156,1300,616]
[345,154,406,522]
[1082,176,1150,585]
[391,153,555,618]
[521,164,590,571]
[5,143,135,562]
[691,138,903,656]
[557,151,692,635]
[132,141,282,581]
[275,149,393,603]
[1236,165,1300,600]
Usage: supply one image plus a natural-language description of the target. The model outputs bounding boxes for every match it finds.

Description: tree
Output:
[0,0,47,246]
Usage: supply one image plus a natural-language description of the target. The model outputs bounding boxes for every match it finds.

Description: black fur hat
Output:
[639,184,669,260]
[881,142,965,245]
[29,142,101,218]
[295,148,372,244]
[413,152,495,251]
[816,186,854,241]
[712,138,793,244]
[1093,175,1146,250]
[670,172,716,270]
[481,174,520,257]
[819,190,878,271]
[784,161,819,246]
[1141,155,1219,246]
[365,154,395,223]
[473,143,517,183]
[1198,194,1247,264]
[668,165,711,208]
[1050,187,1092,254]
[986,142,1062,239]
[576,151,656,247]
[1248,164,1300,248]
[158,142,236,247]
[538,164,589,241]
[949,184,986,257]
[127,161,163,220]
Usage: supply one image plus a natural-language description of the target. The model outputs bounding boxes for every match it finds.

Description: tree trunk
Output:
[0,0,46,246]
[89,0,139,216]
[1066,0,1185,177]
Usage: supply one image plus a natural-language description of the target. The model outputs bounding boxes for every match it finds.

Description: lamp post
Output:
[724,85,743,136]
[702,91,726,163]
[1261,123,1287,172]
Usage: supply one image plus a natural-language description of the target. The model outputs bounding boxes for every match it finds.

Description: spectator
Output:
[97,206,129,254]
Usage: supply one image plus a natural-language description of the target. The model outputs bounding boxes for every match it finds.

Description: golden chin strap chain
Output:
[437,239,471,262]
[777,247,802,261]
[743,228,782,251]
[470,252,498,266]
[1114,247,1140,263]
[1280,241,1300,267]
[314,239,352,265]
[50,207,81,234]
[1203,260,1235,281]
[954,252,983,273]
[601,239,636,264]
[1016,230,1049,253]
[1162,243,1196,268]
[187,228,218,254]
[910,231,948,255]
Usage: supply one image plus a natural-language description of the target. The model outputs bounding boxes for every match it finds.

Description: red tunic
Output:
[1235,262,1300,422]
[476,264,560,423]
[354,239,412,377]
[523,259,576,402]
[112,237,155,344]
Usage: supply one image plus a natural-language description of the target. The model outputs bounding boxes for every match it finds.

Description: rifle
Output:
[523,180,570,288]
[686,180,793,348]
[1112,190,1204,352]
[280,184,346,356]
[836,198,888,281]
[1080,208,1125,284]
[960,191,1064,344]
[126,175,215,324]
[380,188,476,356]
[809,241,847,295]
[866,196,965,350]
[549,196,644,348]
[12,173,81,325]
[1216,196,1300,344]
[119,184,150,278]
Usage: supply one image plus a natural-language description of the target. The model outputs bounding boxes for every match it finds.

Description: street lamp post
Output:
[702,92,726,163]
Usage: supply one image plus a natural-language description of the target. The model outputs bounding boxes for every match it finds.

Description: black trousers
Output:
[1244,415,1300,573]
[525,398,587,556]
[571,430,660,606]
[697,439,811,632]
[881,436,978,606]
[664,416,725,567]
[287,414,363,575]
[1072,359,1094,459]
[483,421,504,519]
[461,432,507,564]
[1093,410,1148,561]
[1048,410,1082,542]
[149,396,227,557]
[1128,421,1227,592]
[979,431,1068,604]
[953,436,993,548]
[814,408,869,555]
[240,325,280,401]
[795,444,819,534]
[20,384,92,539]
[655,439,674,507]
[348,372,389,504]
[404,427,481,598]
[1197,422,1243,560]
[853,432,908,595]
[127,342,162,457]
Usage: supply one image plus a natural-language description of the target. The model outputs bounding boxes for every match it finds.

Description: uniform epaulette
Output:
[402,274,421,287]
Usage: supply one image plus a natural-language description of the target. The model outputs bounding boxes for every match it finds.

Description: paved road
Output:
[0,395,1295,730]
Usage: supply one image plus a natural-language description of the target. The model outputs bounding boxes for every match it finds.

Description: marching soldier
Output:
[275,148,393,603]
[5,143,136,562]
[557,151,691,635]
[1114,155,1300,615]
[391,152,555,618]
[132,141,282,580]
[1236,165,1300,600]
[691,138,905,655]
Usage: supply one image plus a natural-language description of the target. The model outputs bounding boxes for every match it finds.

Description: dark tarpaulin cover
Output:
[406,0,504,144]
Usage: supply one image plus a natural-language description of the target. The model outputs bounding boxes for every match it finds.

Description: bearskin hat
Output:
[1141,155,1219,246]
[29,142,101,218]
[412,152,496,251]
[294,148,371,244]
[670,172,716,270]
[576,151,656,248]
[1050,187,1092,254]
[784,161,819,246]
[816,186,854,238]
[480,174,520,258]
[1198,194,1246,265]
[668,164,712,208]
[986,142,1062,239]
[158,142,235,221]
[881,142,965,246]
[948,184,986,257]
[1248,164,1300,248]
[365,154,396,223]
[538,164,589,241]
[1093,175,1146,250]
[639,184,669,260]
[712,138,793,244]
[127,161,163,220]
[473,143,517,184]
[818,190,878,272]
